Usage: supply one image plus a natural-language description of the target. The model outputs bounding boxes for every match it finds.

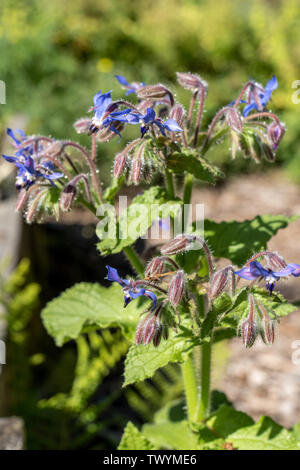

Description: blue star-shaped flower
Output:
[138,108,183,137]
[106,265,157,308]
[89,90,136,136]
[235,260,300,294]
[2,129,63,190]
[242,76,278,117]
[115,75,145,95]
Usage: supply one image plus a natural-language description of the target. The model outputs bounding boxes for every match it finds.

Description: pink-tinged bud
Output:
[143,315,161,345]
[145,257,165,278]
[26,189,47,224]
[73,118,91,135]
[256,301,275,346]
[97,121,125,142]
[137,100,154,114]
[168,270,185,306]
[137,84,174,107]
[226,108,243,134]
[152,324,163,347]
[113,153,127,178]
[176,72,208,92]
[208,267,229,301]
[131,156,142,185]
[60,183,77,211]
[240,294,258,348]
[267,121,285,150]
[169,104,185,128]
[265,251,287,271]
[161,234,196,255]
[16,188,31,212]
[262,142,275,162]
[135,317,147,345]
[229,131,240,160]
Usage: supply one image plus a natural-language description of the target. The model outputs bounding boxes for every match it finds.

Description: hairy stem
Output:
[123,246,145,278]
[196,333,213,421]
[181,354,199,422]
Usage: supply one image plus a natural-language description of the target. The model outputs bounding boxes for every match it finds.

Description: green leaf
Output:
[123,320,198,386]
[103,176,125,203]
[167,149,223,184]
[97,186,182,255]
[207,404,254,438]
[41,283,143,346]
[228,416,300,450]
[118,422,156,450]
[205,215,298,266]
[142,420,198,450]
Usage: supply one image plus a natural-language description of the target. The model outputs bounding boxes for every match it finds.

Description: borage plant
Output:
[3,72,300,450]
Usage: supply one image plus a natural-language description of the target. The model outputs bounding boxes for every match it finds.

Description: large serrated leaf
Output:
[228,416,300,450]
[205,215,298,266]
[118,422,156,450]
[181,214,297,272]
[97,186,182,255]
[41,283,143,346]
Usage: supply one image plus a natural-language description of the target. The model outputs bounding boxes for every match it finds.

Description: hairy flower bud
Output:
[267,121,285,150]
[256,301,276,346]
[262,142,275,162]
[225,108,243,134]
[97,121,125,142]
[73,117,91,134]
[240,294,258,348]
[137,84,174,107]
[168,270,185,306]
[145,257,165,278]
[60,183,77,211]
[161,234,196,255]
[208,267,230,301]
[131,156,142,185]
[229,130,240,160]
[169,104,185,128]
[176,72,208,92]
[265,251,287,271]
[113,153,127,178]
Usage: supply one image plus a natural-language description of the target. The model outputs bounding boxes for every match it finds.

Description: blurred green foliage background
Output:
[1,0,300,180]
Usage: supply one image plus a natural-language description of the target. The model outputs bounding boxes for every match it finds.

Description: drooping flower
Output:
[242,75,278,117]
[106,265,157,308]
[88,90,134,136]
[235,260,300,294]
[1,129,63,190]
[138,107,183,137]
[115,75,145,95]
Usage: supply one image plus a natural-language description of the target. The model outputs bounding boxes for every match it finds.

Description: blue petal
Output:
[115,75,129,86]
[154,120,166,136]
[265,75,278,93]
[242,102,258,117]
[286,263,300,277]
[93,91,112,119]
[143,108,156,124]
[2,154,22,167]
[43,172,64,180]
[249,261,270,278]
[129,288,146,299]
[163,119,183,132]
[234,266,258,280]
[106,265,123,285]
[24,156,35,174]
[7,128,21,145]
[272,265,296,278]
[145,290,157,308]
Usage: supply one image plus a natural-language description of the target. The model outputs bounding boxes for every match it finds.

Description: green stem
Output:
[165,170,175,199]
[196,332,213,421]
[181,354,198,422]
[123,246,144,278]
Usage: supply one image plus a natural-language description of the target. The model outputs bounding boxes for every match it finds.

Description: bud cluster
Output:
[239,293,276,348]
